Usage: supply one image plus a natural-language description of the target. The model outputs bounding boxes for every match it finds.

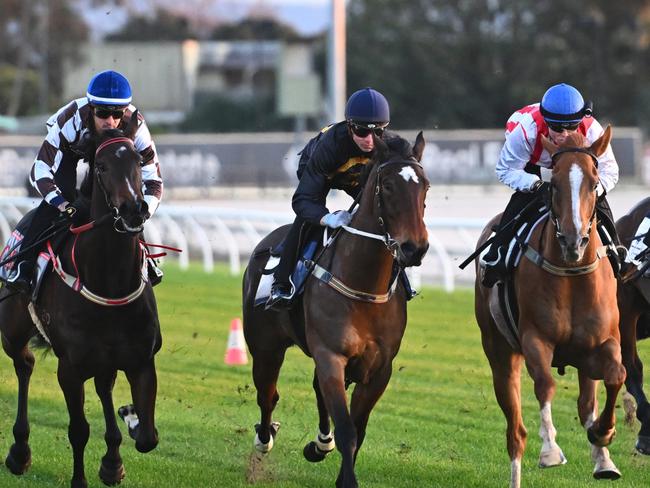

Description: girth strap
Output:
[309,261,399,303]
[523,245,608,276]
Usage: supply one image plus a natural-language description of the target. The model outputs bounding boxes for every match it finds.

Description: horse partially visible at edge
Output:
[242,133,429,488]
[474,127,625,488]
[614,198,650,455]
[0,113,161,488]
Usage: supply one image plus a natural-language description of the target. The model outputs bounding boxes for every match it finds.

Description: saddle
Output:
[487,205,549,352]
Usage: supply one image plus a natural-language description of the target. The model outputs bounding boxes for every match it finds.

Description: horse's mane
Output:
[358,134,414,188]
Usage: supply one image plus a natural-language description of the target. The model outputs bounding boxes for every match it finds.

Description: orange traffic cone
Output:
[225,318,248,365]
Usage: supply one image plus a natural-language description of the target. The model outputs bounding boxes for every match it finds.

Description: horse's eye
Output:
[383,181,394,193]
[96,164,106,174]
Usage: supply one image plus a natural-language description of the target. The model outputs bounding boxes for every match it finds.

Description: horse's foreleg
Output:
[522,340,566,469]
[251,348,286,453]
[124,359,159,453]
[94,371,125,485]
[578,371,621,479]
[3,342,35,476]
[303,370,335,462]
[620,309,650,454]
[585,337,626,447]
[349,363,392,464]
[57,359,89,488]
[312,351,357,488]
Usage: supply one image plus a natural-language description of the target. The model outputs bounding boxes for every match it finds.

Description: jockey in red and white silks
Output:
[496,103,618,195]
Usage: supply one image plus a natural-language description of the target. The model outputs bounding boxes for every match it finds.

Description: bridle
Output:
[94,136,144,234]
[341,157,425,257]
[547,147,599,241]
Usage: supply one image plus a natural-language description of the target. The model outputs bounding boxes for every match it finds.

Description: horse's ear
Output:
[373,135,389,162]
[124,109,139,140]
[589,125,612,157]
[541,134,558,156]
[412,131,425,162]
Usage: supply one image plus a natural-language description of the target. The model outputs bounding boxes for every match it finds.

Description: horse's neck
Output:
[329,208,394,291]
[72,200,142,293]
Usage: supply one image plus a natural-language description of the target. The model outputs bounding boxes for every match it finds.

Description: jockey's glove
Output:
[531,180,550,194]
[320,210,352,229]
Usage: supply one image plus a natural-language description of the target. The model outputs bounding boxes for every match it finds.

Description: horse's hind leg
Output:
[303,370,335,462]
[57,359,89,488]
[620,299,650,454]
[577,372,621,479]
[251,347,286,453]
[124,359,159,453]
[2,337,35,475]
[94,371,125,485]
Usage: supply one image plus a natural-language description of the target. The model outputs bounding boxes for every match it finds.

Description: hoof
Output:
[587,426,616,447]
[135,428,159,454]
[593,460,621,480]
[538,447,567,468]
[254,422,280,453]
[5,444,32,475]
[303,442,328,462]
[635,435,650,455]
[99,462,126,486]
[117,405,139,441]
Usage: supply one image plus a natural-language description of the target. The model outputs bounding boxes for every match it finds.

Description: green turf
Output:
[0,264,648,487]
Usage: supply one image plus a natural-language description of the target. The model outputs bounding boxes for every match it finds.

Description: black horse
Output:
[0,113,161,488]
[242,133,430,488]
[615,198,650,454]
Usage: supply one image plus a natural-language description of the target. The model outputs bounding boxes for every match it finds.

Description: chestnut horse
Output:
[242,134,429,488]
[615,198,650,454]
[0,115,160,488]
[474,127,625,488]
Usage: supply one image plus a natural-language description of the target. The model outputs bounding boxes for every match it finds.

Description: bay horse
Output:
[614,198,650,454]
[0,113,161,488]
[474,127,626,488]
[242,133,429,488]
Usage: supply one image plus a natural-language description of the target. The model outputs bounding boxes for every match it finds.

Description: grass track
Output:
[0,264,648,487]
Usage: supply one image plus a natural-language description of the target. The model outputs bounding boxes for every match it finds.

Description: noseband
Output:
[94,137,143,233]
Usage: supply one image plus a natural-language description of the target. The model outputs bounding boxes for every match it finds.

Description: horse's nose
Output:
[399,241,429,267]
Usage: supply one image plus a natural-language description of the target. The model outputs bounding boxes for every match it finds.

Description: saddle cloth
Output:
[486,207,550,352]
[254,239,319,307]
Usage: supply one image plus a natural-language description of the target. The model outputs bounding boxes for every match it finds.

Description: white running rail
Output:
[0,197,487,291]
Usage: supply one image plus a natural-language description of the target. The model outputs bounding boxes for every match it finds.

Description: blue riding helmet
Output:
[86,70,132,107]
[540,83,592,124]
[345,88,390,128]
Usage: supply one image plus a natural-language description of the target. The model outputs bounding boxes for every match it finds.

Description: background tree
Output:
[347,0,650,130]
[0,0,87,116]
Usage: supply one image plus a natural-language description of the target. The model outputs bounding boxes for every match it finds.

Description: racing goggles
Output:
[348,122,386,138]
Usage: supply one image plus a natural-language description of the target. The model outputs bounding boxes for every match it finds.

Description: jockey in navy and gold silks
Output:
[266,87,391,310]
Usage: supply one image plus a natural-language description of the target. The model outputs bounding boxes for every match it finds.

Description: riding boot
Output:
[265,217,303,310]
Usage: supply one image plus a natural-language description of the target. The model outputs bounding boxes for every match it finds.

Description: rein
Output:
[308,158,422,303]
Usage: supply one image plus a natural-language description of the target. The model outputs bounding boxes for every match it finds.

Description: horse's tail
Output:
[29,333,53,355]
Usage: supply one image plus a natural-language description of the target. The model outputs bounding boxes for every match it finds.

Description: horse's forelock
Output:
[560,131,588,148]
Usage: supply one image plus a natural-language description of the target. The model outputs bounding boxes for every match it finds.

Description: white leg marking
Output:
[315,430,335,453]
[538,402,567,467]
[585,412,621,479]
[510,458,521,488]
[569,164,584,234]
[399,166,419,183]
